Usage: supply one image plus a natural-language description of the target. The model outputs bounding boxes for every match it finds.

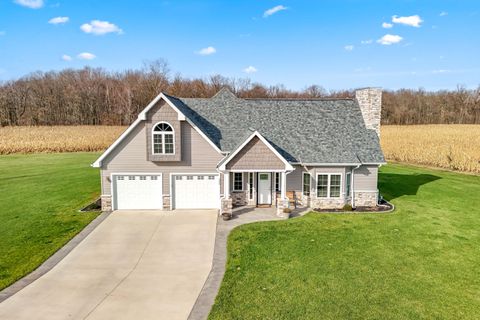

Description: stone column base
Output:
[221,197,233,216]
[101,195,112,212]
[276,198,289,218]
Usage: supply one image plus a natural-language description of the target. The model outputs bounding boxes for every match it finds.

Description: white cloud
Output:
[392,15,423,27]
[48,16,69,25]
[243,66,257,74]
[263,5,288,17]
[377,34,403,45]
[61,54,72,61]
[382,22,393,29]
[344,45,354,51]
[196,46,216,55]
[77,52,96,60]
[440,11,448,17]
[80,20,123,35]
[361,39,373,44]
[14,0,43,9]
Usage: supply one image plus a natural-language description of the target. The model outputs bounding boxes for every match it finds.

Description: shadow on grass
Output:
[379,173,441,201]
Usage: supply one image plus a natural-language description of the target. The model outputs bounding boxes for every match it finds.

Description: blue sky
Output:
[0,0,479,91]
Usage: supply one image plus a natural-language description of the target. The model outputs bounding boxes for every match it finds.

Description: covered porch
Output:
[218,130,296,217]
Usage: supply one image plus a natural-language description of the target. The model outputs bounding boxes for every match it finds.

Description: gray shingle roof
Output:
[164,89,385,164]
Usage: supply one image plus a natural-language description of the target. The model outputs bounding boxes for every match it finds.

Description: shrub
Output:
[342,204,353,211]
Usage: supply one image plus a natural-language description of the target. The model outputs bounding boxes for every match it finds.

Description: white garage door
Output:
[113,174,163,210]
[172,174,219,209]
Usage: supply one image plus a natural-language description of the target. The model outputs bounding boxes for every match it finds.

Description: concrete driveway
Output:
[0,210,218,320]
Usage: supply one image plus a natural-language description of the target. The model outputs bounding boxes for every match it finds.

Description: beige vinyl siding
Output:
[286,165,348,197]
[101,120,223,195]
[226,136,285,170]
[286,165,305,191]
[353,165,378,191]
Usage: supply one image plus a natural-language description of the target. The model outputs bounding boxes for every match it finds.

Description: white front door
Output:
[257,172,271,205]
[172,174,220,209]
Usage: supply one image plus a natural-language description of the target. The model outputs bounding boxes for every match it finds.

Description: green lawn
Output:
[0,153,100,290]
[209,164,480,319]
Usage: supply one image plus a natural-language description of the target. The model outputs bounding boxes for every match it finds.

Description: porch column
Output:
[281,171,287,200]
[224,171,230,198]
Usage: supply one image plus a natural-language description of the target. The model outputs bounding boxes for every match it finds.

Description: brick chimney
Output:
[355,88,382,137]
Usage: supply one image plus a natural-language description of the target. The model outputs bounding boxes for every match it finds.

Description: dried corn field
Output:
[0,126,125,154]
[1,125,479,174]
[381,125,480,174]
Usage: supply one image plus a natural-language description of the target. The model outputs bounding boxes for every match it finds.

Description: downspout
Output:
[351,164,361,208]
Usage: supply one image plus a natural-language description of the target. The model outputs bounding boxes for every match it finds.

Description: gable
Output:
[226,136,286,170]
[145,100,182,162]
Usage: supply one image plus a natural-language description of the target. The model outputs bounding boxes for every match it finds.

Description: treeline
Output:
[1,60,479,126]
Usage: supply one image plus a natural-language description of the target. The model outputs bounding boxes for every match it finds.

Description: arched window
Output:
[152,122,174,154]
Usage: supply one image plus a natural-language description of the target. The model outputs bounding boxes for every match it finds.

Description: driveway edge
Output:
[0,211,111,303]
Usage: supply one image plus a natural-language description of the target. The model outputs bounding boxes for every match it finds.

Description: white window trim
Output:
[316,173,343,198]
[346,172,352,198]
[152,121,175,155]
[248,172,254,200]
[233,172,243,192]
[303,172,311,196]
[275,172,281,192]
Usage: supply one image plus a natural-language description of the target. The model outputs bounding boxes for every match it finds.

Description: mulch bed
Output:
[79,198,102,212]
[314,201,394,213]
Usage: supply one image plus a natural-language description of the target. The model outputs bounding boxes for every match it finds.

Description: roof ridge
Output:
[244,97,354,101]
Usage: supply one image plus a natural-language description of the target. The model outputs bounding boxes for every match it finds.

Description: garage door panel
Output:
[173,175,219,209]
[114,175,163,210]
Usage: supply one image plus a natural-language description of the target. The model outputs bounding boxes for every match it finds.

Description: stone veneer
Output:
[231,191,248,207]
[221,197,233,215]
[275,198,289,217]
[354,191,378,207]
[355,88,382,138]
[101,195,112,212]
[162,195,171,210]
[310,197,346,209]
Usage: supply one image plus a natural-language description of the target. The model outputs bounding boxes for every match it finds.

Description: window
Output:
[316,174,342,198]
[151,176,158,180]
[152,122,174,155]
[175,176,182,180]
[117,176,124,180]
[233,172,243,191]
[346,172,351,197]
[249,173,254,199]
[330,174,341,198]
[303,173,311,196]
[129,176,135,180]
[208,176,215,180]
[139,176,146,180]
[198,176,204,180]
[187,176,194,180]
[317,174,328,197]
[275,172,280,192]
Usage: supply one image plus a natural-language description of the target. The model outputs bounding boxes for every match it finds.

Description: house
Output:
[92,87,385,215]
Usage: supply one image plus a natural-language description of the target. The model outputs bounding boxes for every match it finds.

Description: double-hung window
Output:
[152,122,174,154]
[317,174,342,198]
[233,173,243,191]
[303,173,311,196]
